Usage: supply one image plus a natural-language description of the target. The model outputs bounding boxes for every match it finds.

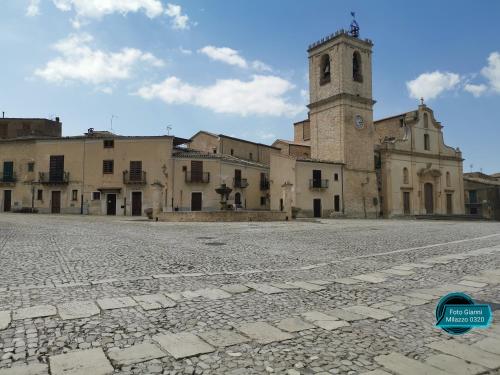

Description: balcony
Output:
[123,170,147,185]
[185,171,210,183]
[233,178,248,188]
[260,180,270,190]
[0,172,16,186]
[309,179,329,189]
[39,171,69,185]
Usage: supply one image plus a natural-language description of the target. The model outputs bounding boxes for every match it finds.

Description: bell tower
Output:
[307,18,379,217]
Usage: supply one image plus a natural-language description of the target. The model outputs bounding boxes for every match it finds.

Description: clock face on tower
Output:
[355,115,364,129]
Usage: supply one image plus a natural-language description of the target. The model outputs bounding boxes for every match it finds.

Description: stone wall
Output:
[156,210,288,222]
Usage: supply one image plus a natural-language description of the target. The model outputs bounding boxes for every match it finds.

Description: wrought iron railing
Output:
[123,170,147,185]
[233,178,248,188]
[39,171,69,184]
[309,179,329,189]
[185,171,210,183]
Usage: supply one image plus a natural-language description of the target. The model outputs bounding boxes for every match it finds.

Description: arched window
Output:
[403,167,409,184]
[235,192,241,206]
[353,51,362,82]
[319,54,331,85]
[423,113,429,128]
[446,172,451,187]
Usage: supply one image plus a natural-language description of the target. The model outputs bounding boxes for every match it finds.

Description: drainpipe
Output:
[341,165,345,214]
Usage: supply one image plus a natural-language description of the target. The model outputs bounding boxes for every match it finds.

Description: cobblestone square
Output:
[0,213,499,374]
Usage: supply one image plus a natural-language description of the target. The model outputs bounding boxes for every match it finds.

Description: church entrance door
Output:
[424,183,434,214]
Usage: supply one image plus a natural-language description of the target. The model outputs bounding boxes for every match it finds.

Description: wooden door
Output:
[446,193,453,215]
[107,194,116,216]
[424,183,433,214]
[313,198,321,218]
[403,191,411,215]
[51,191,61,214]
[49,155,64,182]
[3,190,11,212]
[191,161,203,182]
[131,192,142,216]
[191,192,202,211]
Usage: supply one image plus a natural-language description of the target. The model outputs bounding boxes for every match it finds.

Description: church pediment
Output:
[417,166,441,178]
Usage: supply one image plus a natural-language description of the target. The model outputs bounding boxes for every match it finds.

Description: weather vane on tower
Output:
[349,11,360,38]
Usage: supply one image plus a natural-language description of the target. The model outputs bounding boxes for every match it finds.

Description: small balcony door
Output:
[49,155,64,182]
[3,161,13,181]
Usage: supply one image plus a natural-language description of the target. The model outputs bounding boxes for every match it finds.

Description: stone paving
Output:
[0,213,499,374]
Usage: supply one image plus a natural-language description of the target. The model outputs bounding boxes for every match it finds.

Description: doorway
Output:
[446,193,453,215]
[403,191,411,215]
[424,183,434,214]
[107,194,117,216]
[3,190,12,212]
[191,192,202,211]
[131,192,142,216]
[313,198,321,218]
[51,191,61,214]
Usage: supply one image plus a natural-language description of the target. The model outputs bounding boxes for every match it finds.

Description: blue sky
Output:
[1,0,499,173]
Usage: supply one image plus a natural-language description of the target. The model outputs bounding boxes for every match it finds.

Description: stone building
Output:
[463,172,500,220]
[272,28,465,218]
[0,116,61,139]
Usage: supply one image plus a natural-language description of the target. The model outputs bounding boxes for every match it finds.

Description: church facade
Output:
[271,28,465,218]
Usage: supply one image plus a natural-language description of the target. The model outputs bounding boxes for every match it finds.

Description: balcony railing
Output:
[0,172,16,185]
[39,171,69,184]
[123,170,147,185]
[233,178,249,188]
[309,179,329,189]
[260,180,270,190]
[185,171,210,183]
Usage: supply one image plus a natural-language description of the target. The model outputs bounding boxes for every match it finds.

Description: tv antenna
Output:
[110,114,118,132]
[166,125,172,135]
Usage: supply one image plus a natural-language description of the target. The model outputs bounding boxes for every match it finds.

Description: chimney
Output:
[2,112,4,119]
[55,116,60,123]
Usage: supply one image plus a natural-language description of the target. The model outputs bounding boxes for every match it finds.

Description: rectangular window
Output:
[27,162,35,172]
[334,195,340,212]
[424,134,430,151]
[249,152,253,160]
[103,160,114,174]
[37,189,43,201]
[103,139,114,148]
[72,190,78,201]
[334,173,339,181]
[92,191,101,200]
[3,161,14,180]
[469,190,478,204]
[260,196,266,206]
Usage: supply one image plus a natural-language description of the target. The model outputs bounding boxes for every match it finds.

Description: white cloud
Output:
[52,0,164,18]
[257,131,276,140]
[464,83,488,97]
[165,3,189,30]
[199,45,273,72]
[179,46,192,55]
[26,0,41,16]
[199,46,247,68]
[406,71,461,100]
[35,33,164,85]
[136,75,304,117]
[482,52,500,93]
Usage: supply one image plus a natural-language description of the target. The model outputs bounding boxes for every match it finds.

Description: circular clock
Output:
[355,115,364,129]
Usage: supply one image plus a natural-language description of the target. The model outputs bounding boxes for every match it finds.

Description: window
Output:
[353,51,363,82]
[468,190,478,204]
[230,149,234,156]
[72,190,78,201]
[27,162,35,172]
[334,195,340,212]
[423,113,429,129]
[235,192,241,205]
[334,173,339,181]
[103,139,114,148]
[319,54,331,85]
[446,171,451,187]
[403,167,409,184]
[37,189,43,201]
[312,169,322,188]
[424,134,430,150]
[103,160,114,174]
[260,196,266,206]
[2,161,13,180]
[92,191,101,200]
[249,152,253,160]
[129,161,142,181]
[212,148,217,154]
